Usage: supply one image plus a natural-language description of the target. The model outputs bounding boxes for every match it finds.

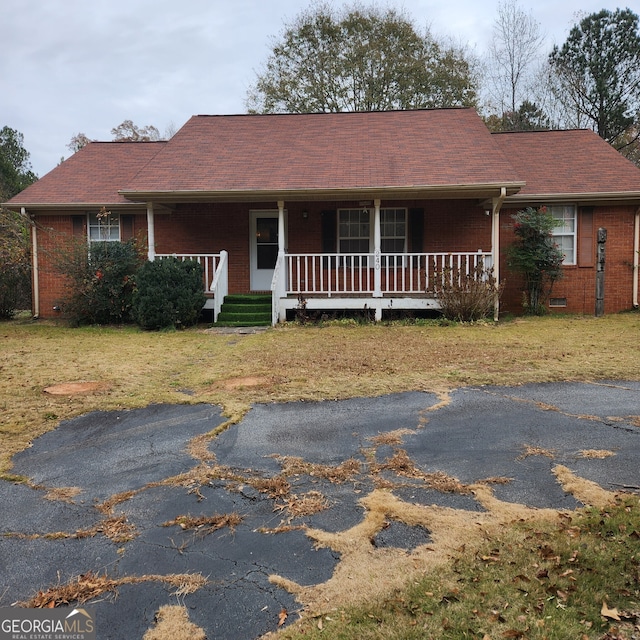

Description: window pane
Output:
[339,238,369,254]
[381,238,405,253]
[380,208,406,253]
[257,244,279,269]
[548,205,576,265]
[338,209,370,252]
[554,236,574,264]
[88,212,120,242]
[256,218,278,244]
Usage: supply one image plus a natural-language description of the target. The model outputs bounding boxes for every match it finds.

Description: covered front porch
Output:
[157,249,494,324]
[156,247,495,325]
[149,195,506,325]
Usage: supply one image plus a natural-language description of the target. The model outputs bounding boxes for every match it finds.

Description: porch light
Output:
[302,210,308,219]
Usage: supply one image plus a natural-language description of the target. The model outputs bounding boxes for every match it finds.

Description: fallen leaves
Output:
[517,444,556,460]
[162,512,242,535]
[273,455,362,483]
[22,572,209,608]
[374,448,470,493]
[579,449,616,459]
[275,490,329,520]
[601,602,621,621]
[3,515,137,544]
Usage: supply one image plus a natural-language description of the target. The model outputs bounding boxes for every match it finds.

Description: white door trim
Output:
[249,209,287,291]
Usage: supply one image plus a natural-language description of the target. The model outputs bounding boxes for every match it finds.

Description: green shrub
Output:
[132,257,205,330]
[507,207,564,315]
[0,263,30,319]
[55,240,140,325]
[0,209,31,319]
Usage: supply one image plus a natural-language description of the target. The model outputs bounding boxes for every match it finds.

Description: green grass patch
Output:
[280,496,640,639]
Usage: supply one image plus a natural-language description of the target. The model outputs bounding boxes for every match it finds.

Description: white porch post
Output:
[491,188,506,321]
[373,199,382,300]
[277,200,286,254]
[146,202,156,261]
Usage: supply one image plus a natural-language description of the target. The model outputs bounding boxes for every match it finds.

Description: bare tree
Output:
[487,0,546,121]
[67,133,93,154]
[110,120,161,142]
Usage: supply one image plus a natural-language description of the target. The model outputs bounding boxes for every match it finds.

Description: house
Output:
[5,108,640,323]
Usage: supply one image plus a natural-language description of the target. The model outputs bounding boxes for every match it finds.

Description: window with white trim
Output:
[88,210,120,242]
[337,207,407,253]
[548,205,576,265]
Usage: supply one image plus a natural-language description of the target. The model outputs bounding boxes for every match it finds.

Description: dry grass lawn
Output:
[2,313,640,639]
[1,313,640,477]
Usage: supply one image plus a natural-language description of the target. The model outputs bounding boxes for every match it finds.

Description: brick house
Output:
[5,108,640,323]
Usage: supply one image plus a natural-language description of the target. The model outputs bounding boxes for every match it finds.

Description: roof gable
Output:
[493,129,640,199]
[6,141,166,207]
[121,109,522,198]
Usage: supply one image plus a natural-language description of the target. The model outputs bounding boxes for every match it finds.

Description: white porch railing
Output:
[285,251,493,296]
[155,251,228,321]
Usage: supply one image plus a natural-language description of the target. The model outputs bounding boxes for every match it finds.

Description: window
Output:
[337,208,407,254]
[339,209,370,254]
[88,211,120,242]
[549,205,576,265]
[381,208,406,253]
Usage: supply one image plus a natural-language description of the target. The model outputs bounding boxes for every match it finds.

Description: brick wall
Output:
[31,201,638,319]
[499,205,637,315]
[32,214,77,317]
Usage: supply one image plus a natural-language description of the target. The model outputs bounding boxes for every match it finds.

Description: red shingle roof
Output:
[493,129,640,198]
[6,142,165,207]
[121,109,522,195]
[6,111,640,209]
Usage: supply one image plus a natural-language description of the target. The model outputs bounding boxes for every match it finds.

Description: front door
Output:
[250,210,284,291]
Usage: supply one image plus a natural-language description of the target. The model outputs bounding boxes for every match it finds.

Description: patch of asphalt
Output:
[373,520,432,550]
[116,484,339,587]
[209,391,438,471]
[11,403,226,503]
[486,380,640,421]
[1,383,639,638]
[0,536,119,605]
[0,481,97,534]
[389,484,486,512]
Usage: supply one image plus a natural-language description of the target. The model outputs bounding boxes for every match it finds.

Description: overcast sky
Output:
[2,0,629,177]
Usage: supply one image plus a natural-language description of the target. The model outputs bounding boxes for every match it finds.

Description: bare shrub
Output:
[434,262,503,322]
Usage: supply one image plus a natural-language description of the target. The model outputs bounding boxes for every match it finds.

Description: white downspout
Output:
[24,207,39,319]
[146,202,155,261]
[633,206,640,308]
[492,187,506,321]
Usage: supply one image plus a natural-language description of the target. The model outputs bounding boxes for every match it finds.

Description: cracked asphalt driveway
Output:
[1,381,639,639]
